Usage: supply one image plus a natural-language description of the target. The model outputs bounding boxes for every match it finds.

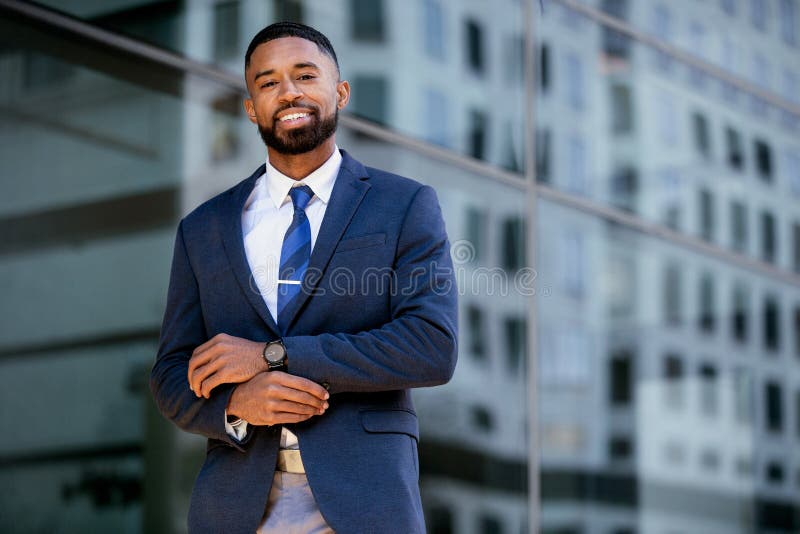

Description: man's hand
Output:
[188,333,267,398]
[227,371,329,426]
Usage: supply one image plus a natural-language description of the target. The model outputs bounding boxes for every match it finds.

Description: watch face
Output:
[265,343,285,363]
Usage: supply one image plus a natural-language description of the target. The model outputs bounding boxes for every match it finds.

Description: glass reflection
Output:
[0,5,530,533]
[35,0,528,172]
[536,197,800,533]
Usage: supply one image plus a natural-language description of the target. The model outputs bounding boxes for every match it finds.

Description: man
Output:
[150,22,458,533]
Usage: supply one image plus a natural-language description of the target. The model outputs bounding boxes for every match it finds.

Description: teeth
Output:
[280,113,309,121]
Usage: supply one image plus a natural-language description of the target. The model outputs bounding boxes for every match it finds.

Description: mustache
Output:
[273,102,320,121]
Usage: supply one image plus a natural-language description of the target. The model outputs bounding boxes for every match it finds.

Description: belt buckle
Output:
[276,449,305,474]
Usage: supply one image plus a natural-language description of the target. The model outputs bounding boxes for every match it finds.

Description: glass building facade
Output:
[0,0,798,532]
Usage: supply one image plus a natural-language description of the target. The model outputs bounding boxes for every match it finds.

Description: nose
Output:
[278,79,303,103]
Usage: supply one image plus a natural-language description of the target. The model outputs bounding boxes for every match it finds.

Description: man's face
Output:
[244,37,349,155]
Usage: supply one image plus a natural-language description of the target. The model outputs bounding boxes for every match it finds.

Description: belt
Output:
[276,449,306,474]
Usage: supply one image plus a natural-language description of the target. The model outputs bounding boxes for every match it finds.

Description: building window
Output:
[564,52,584,111]
[721,0,737,16]
[792,222,800,273]
[651,4,672,70]
[750,54,771,116]
[782,71,799,128]
[786,150,800,196]
[478,514,503,534]
[422,0,445,60]
[688,22,708,87]
[566,135,588,194]
[423,88,449,147]
[466,304,486,359]
[504,35,524,85]
[754,139,773,182]
[608,255,636,317]
[602,0,630,58]
[732,282,750,343]
[794,306,800,357]
[535,128,551,183]
[467,109,487,160]
[781,0,797,45]
[351,0,385,42]
[699,188,715,242]
[539,43,550,93]
[760,210,777,263]
[503,316,526,373]
[750,0,768,31]
[692,112,712,159]
[501,216,526,273]
[700,449,720,472]
[427,505,454,534]
[213,1,240,61]
[726,127,744,171]
[274,0,304,22]
[657,90,678,145]
[609,435,633,461]
[352,75,388,125]
[699,363,718,416]
[766,381,783,432]
[609,349,633,406]
[664,353,685,409]
[560,229,585,298]
[610,167,638,212]
[766,462,785,484]
[471,405,494,432]
[663,263,683,326]
[465,207,486,263]
[731,200,748,252]
[611,84,633,134]
[465,19,485,74]
[764,295,781,351]
[699,272,716,332]
[796,390,800,437]
[734,367,754,424]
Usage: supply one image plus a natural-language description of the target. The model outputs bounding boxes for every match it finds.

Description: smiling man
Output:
[150,22,458,534]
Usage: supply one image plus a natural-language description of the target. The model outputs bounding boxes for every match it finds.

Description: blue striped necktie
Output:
[277,185,314,332]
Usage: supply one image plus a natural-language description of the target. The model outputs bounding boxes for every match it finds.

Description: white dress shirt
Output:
[224,147,342,448]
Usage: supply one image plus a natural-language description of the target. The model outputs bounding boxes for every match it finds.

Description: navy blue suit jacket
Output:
[150,150,458,533]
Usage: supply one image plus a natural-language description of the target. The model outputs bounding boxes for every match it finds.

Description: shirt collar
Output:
[265,146,341,210]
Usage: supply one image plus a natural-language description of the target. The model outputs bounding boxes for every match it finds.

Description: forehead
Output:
[248,36,335,73]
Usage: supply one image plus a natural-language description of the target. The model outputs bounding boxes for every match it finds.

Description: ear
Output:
[243,98,257,124]
[336,80,351,110]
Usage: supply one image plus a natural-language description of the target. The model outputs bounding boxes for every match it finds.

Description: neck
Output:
[267,137,337,180]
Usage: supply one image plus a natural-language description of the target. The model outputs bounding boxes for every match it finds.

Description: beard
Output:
[258,106,338,155]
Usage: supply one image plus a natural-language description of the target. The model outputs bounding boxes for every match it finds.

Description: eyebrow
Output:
[253,62,321,82]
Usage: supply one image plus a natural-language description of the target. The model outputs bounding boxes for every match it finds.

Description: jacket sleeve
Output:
[284,185,459,394]
[149,220,250,450]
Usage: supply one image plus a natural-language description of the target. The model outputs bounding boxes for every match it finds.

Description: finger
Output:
[268,399,324,416]
[270,372,329,400]
[190,360,219,394]
[269,384,328,410]
[200,371,224,399]
[188,345,216,379]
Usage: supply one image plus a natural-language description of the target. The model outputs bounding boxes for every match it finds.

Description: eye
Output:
[260,81,277,89]
[298,74,315,81]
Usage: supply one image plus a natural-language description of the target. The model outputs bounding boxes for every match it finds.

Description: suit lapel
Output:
[280,150,371,333]
[220,163,281,337]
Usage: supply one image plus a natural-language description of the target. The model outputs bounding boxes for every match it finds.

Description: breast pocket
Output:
[335,232,386,253]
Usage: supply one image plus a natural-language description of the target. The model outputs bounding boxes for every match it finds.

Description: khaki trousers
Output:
[256,471,335,534]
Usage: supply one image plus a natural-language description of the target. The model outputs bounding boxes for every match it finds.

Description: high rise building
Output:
[0,0,798,532]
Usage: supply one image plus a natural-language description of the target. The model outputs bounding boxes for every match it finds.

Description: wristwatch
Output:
[262,339,287,371]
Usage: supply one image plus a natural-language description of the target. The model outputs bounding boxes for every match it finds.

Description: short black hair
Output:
[244,22,339,74]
